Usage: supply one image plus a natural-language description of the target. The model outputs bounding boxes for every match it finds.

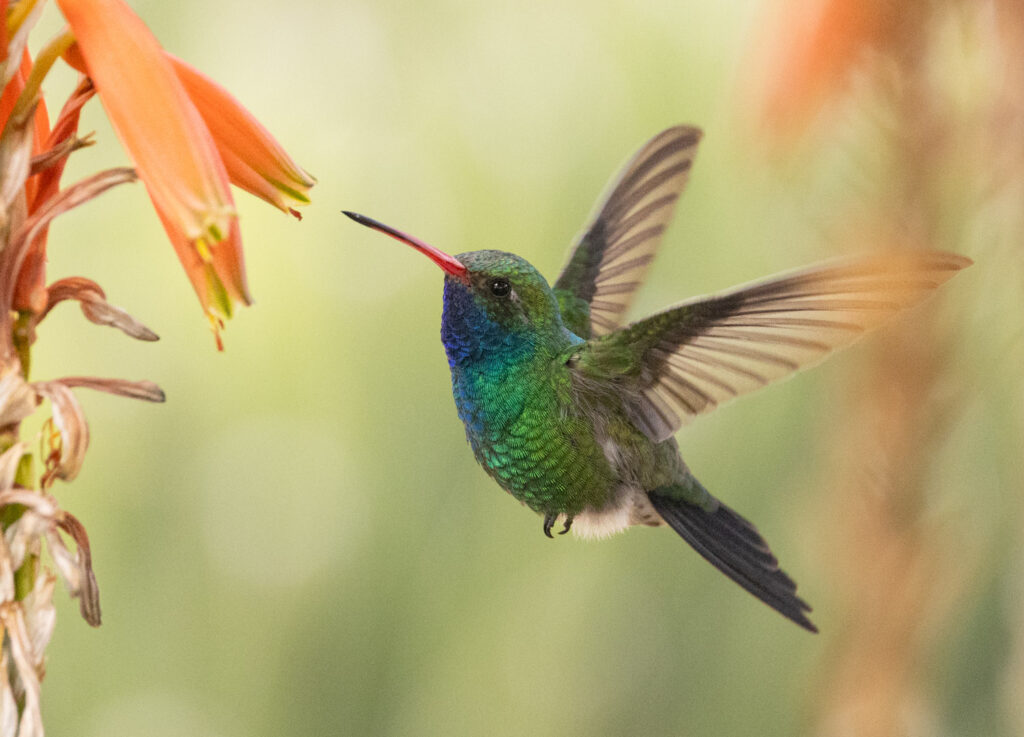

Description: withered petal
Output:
[0,658,16,737]
[0,527,15,604]
[20,571,56,663]
[0,603,44,735]
[2,167,137,321]
[28,133,93,177]
[0,366,38,428]
[32,382,88,481]
[0,442,27,490]
[2,505,50,572]
[45,276,159,341]
[0,0,45,89]
[56,513,100,626]
[0,98,39,209]
[56,376,165,403]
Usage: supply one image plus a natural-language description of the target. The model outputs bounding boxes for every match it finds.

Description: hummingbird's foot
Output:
[542,514,573,538]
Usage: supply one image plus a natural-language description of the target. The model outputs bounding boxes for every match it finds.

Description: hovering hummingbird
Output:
[344,126,970,632]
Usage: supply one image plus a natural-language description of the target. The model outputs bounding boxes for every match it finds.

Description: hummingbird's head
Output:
[344,212,571,366]
[444,249,562,330]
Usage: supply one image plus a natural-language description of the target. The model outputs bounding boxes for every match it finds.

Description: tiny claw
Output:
[559,517,573,535]
[543,514,557,538]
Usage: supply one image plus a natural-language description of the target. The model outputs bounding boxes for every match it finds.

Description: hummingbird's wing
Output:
[569,251,971,443]
[553,126,702,339]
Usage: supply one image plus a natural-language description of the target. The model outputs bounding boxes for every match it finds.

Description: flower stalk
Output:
[0,0,313,734]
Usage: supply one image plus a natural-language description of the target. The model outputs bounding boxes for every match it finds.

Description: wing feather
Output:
[554,126,702,338]
[571,250,972,442]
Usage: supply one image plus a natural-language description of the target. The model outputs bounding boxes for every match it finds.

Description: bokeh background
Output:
[24,0,1024,735]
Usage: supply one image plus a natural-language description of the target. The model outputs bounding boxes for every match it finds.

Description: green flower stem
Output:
[6,325,36,601]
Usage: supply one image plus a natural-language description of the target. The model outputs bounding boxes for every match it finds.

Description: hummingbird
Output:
[344,126,970,632]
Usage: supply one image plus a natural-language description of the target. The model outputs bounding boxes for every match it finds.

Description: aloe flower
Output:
[57,0,313,338]
[748,0,902,135]
[168,53,316,219]
[0,1,312,734]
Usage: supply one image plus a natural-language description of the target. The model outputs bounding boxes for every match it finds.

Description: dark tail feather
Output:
[648,482,817,633]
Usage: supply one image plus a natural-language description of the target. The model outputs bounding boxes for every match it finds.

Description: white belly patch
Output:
[569,505,632,540]
[566,487,664,539]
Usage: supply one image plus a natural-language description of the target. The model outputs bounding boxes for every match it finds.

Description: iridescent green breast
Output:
[464,358,615,516]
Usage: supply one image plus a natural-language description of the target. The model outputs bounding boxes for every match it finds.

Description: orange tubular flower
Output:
[168,54,315,218]
[57,0,234,242]
[154,199,251,350]
[748,0,893,135]
[55,0,310,339]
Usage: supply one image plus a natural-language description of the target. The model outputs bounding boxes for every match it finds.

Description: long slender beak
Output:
[344,211,468,278]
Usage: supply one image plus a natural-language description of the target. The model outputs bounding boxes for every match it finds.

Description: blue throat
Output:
[440,280,536,448]
[440,280,535,372]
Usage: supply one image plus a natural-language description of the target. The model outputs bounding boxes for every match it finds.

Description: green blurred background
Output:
[22,0,1024,735]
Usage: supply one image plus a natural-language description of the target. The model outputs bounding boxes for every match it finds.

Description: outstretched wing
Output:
[554,126,702,339]
[569,250,972,443]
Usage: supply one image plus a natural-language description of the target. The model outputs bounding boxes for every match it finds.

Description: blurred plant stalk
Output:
[0,0,313,734]
[750,0,1021,734]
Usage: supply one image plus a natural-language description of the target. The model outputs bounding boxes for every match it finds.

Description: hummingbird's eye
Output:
[489,278,512,297]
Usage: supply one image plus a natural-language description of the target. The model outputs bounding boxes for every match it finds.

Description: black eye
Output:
[489,278,511,297]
